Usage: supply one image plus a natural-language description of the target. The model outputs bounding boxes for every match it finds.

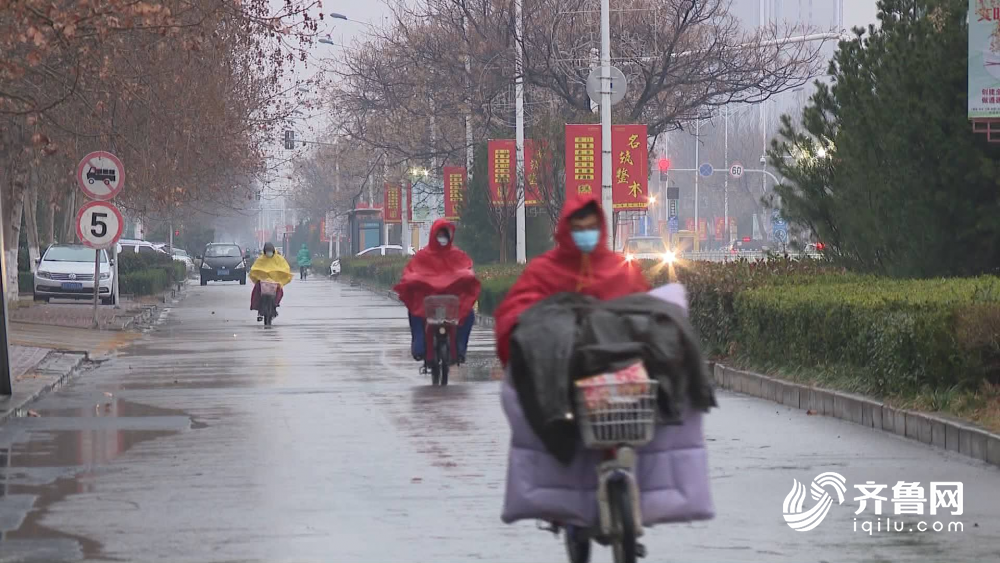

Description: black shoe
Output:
[413,354,425,362]
[457,354,466,364]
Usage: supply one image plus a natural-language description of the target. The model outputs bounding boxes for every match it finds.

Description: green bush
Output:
[733,277,1000,395]
[120,269,170,296]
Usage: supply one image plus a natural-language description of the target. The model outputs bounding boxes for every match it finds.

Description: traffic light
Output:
[657,158,671,172]
[174,229,180,237]
[815,242,826,251]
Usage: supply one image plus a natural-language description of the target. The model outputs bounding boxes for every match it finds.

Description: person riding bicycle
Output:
[494,195,648,365]
[249,242,293,316]
[493,195,716,554]
[296,243,312,280]
[394,219,481,364]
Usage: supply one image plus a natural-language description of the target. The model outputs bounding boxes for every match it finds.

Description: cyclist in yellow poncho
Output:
[249,242,293,314]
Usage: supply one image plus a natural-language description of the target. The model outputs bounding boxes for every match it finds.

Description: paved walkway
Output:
[8,346,51,380]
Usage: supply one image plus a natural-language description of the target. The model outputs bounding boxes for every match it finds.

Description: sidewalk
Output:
[11,297,163,331]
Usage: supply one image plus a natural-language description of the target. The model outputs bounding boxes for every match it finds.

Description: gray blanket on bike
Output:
[508,291,717,465]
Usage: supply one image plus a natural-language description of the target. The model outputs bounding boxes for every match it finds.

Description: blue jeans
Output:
[410,311,475,359]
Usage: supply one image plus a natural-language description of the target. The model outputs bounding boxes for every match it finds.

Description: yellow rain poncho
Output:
[249,252,294,286]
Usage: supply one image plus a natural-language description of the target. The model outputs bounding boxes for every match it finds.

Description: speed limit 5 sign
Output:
[76,201,124,249]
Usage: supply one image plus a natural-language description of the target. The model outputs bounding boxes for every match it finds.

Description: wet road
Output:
[0,279,998,562]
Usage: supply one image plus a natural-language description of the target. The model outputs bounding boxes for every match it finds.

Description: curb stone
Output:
[710,363,1000,469]
[0,351,87,423]
[340,279,1000,467]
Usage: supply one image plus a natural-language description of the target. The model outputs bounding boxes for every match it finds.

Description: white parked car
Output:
[34,244,114,304]
[118,239,169,256]
[355,245,415,258]
[170,248,196,274]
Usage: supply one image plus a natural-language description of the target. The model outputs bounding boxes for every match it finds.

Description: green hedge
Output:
[117,253,186,296]
[120,269,171,295]
[344,254,1000,396]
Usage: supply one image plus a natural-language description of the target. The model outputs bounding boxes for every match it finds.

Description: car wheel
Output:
[33,294,45,302]
[200,277,208,286]
[101,297,112,306]
[240,276,247,285]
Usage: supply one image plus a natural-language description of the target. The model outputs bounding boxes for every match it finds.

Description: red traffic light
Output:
[815,242,825,251]
[657,158,671,172]
[174,230,180,236]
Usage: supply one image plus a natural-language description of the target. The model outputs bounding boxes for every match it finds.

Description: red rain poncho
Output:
[393,219,481,320]
[494,194,649,365]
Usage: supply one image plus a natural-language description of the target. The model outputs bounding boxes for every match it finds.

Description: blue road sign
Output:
[774,228,788,243]
[699,163,714,177]
[668,217,679,234]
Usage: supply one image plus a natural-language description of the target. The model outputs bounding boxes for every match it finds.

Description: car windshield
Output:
[626,239,666,254]
[173,249,189,257]
[205,245,241,258]
[44,246,106,263]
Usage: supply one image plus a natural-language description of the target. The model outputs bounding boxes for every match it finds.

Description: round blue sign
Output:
[699,163,714,177]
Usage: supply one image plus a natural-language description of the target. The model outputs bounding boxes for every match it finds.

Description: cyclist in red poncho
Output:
[494,195,649,365]
[394,218,481,363]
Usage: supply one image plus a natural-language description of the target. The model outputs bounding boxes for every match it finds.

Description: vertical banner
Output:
[443,166,467,220]
[489,139,542,206]
[969,0,1000,119]
[685,218,695,232]
[610,124,649,210]
[383,183,401,223]
[714,217,725,241]
[565,124,602,200]
[524,140,542,206]
[488,140,515,204]
[698,218,708,241]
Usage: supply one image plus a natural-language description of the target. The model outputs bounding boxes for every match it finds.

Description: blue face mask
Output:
[571,229,600,254]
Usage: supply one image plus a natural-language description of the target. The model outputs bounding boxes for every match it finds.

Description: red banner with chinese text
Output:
[715,217,725,241]
[382,183,413,224]
[611,124,649,210]
[685,218,695,232]
[489,139,541,206]
[524,140,542,206]
[488,140,515,204]
[565,124,601,200]
[698,218,708,241]
[443,166,467,220]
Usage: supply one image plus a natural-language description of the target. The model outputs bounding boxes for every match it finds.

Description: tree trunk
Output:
[24,174,40,272]
[62,190,76,243]
[45,201,55,246]
[3,191,24,303]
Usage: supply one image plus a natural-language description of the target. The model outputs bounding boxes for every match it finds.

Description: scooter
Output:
[257,281,279,326]
[421,295,460,386]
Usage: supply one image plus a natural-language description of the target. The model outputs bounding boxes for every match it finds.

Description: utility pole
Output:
[599,0,614,245]
[694,119,700,252]
[724,105,730,247]
[0,190,12,396]
[514,0,526,263]
[464,12,474,181]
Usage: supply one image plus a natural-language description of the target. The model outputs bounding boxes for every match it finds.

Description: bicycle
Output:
[554,373,659,563]
[421,295,460,386]
[258,281,280,326]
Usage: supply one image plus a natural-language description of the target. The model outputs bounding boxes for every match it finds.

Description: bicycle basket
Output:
[574,367,658,448]
[260,281,280,296]
[423,295,460,324]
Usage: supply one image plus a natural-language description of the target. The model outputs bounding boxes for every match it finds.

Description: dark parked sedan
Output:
[198,243,247,286]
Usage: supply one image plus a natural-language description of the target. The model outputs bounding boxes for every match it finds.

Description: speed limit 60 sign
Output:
[76,201,124,249]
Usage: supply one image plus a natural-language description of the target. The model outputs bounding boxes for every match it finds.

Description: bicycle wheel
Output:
[436,336,450,386]
[563,525,591,563]
[430,363,440,386]
[608,479,637,563]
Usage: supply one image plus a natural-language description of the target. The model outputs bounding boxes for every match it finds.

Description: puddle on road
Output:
[0,397,197,561]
